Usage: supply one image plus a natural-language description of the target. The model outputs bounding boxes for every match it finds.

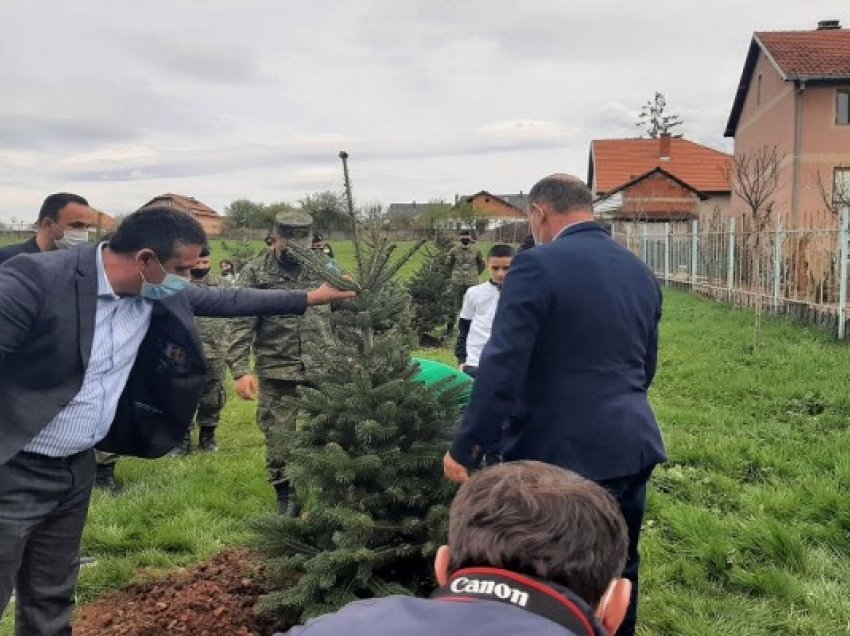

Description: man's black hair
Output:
[488,244,514,259]
[37,193,89,223]
[109,207,207,261]
[518,234,536,252]
[459,229,472,236]
[199,244,211,258]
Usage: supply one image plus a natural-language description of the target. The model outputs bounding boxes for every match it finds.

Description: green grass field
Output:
[3,258,850,633]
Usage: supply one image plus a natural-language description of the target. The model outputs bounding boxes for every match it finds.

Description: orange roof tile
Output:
[756,29,850,79]
[590,138,732,194]
[143,194,221,218]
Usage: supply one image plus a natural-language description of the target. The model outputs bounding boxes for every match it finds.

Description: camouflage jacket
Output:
[447,244,486,286]
[227,250,333,382]
[193,274,232,361]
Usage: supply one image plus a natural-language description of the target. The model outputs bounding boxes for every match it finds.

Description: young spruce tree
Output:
[253,229,466,627]
[408,230,454,346]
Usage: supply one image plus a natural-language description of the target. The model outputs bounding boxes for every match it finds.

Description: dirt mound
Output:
[74,550,279,636]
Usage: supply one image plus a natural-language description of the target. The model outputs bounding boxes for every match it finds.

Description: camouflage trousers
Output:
[448,283,473,332]
[194,359,228,429]
[257,377,301,487]
[95,450,119,466]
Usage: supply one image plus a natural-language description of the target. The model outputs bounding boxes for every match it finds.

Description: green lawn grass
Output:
[3,285,850,634]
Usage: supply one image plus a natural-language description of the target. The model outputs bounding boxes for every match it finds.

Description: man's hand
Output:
[234,374,259,401]
[457,363,465,371]
[443,451,470,484]
[307,283,356,306]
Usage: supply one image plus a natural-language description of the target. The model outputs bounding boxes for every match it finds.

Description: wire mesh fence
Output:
[611,209,850,339]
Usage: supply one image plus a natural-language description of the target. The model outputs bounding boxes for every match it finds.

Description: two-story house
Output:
[725,19,850,226]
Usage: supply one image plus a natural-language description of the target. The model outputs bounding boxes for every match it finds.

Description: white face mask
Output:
[55,228,91,250]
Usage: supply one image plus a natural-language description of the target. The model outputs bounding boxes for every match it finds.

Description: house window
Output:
[837,90,850,125]
[834,168,850,208]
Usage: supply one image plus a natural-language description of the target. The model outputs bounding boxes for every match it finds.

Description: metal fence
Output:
[612,208,850,339]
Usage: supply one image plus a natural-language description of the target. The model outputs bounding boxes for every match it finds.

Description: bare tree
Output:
[813,165,850,216]
[723,145,785,347]
[636,92,684,138]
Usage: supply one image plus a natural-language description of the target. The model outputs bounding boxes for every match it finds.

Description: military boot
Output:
[198,427,219,452]
[275,483,302,518]
[168,433,191,457]
[94,463,123,495]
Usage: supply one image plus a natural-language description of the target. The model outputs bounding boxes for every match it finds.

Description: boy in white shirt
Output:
[454,244,514,377]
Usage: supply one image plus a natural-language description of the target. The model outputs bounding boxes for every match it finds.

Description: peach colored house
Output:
[141,193,224,236]
[725,20,850,227]
[90,208,117,232]
[454,191,527,229]
[589,136,733,224]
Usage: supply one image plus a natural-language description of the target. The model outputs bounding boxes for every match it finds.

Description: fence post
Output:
[839,207,849,340]
[690,219,699,288]
[773,214,782,311]
[664,222,670,284]
[727,217,736,291]
[641,224,649,265]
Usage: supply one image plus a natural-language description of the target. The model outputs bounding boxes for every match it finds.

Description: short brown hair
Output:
[448,461,628,606]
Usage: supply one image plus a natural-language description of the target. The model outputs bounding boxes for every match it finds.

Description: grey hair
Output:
[529,174,593,214]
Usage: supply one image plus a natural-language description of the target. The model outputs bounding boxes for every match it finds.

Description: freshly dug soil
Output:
[74,550,279,636]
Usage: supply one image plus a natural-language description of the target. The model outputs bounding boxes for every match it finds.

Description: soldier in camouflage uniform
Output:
[446,229,485,334]
[228,209,334,516]
[171,244,233,454]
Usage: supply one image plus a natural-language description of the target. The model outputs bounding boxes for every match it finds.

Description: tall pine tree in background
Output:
[408,230,454,346]
[253,227,466,627]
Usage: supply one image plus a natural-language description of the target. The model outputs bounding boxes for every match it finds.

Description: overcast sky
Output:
[0,1,846,221]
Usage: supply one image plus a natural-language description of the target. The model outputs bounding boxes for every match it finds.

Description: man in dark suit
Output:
[0,207,354,635]
[0,192,95,265]
[443,174,666,636]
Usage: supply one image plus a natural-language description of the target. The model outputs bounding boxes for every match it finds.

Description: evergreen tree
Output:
[408,230,454,346]
[253,229,466,627]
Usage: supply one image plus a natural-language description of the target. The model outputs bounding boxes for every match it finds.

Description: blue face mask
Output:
[140,258,192,300]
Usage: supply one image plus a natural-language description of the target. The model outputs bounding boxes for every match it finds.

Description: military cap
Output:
[274,209,313,238]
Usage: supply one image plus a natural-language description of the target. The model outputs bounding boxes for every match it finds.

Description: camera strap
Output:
[431,567,603,635]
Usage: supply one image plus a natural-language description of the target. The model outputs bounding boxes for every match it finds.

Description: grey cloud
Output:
[120,34,269,85]
[0,114,139,148]
[0,74,219,150]
[60,129,573,183]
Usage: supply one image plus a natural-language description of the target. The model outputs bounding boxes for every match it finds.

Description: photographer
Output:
[281,461,631,636]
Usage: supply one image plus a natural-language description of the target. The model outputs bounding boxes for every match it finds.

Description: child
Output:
[455,244,514,377]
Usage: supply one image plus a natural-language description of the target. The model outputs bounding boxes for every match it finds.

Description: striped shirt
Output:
[24,244,153,457]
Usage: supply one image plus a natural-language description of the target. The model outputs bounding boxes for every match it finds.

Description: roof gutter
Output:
[791,78,807,226]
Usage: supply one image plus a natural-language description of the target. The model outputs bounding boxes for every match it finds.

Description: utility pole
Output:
[339,150,363,279]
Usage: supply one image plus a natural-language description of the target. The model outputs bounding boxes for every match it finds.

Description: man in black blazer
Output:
[0,192,96,265]
[0,207,354,635]
[443,174,666,636]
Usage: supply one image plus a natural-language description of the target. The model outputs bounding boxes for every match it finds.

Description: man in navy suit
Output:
[443,174,666,636]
